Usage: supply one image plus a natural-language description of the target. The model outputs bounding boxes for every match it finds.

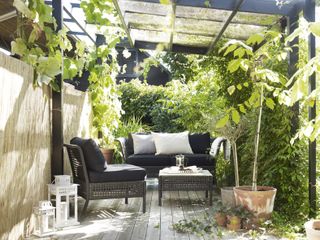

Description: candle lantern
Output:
[48,175,80,228]
[33,201,55,237]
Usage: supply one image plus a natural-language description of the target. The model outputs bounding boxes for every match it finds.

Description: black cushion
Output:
[127,154,173,166]
[87,164,146,183]
[184,154,214,166]
[70,137,106,172]
[188,133,211,154]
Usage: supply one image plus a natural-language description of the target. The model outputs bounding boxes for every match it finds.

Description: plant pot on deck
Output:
[214,212,227,227]
[233,186,276,220]
[100,148,114,164]
[221,187,236,207]
[226,215,241,231]
[305,220,320,240]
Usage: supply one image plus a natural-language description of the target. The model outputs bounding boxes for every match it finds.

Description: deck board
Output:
[47,178,281,240]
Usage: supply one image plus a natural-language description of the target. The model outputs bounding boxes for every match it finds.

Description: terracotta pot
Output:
[221,187,236,207]
[100,148,114,164]
[305,220,320,240]
[226,215,241,231]
[234,186,277,220]
[214,212,226,227]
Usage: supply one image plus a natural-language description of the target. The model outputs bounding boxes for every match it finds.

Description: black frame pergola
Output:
[50,0,317,214]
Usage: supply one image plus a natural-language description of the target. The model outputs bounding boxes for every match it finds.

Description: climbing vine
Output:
[11,0,123,147]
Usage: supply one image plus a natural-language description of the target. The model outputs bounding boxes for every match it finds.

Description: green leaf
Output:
[231,109,240,124]
[236,84,242,90]
[13,0,34,18]
[11,38,28,56]
[246,33,264,45]
[216,115,229,129]
[243,82,249,87]
[227,85,236,95]
[227,59,241,73]
[309,22,320,38]
[266,70,280,83]
[266,98,275,110]
[204,0,211,7]
[160,0,170,4]
[223,44,237,56]
[234,48,245,58]
[239,105,246,113]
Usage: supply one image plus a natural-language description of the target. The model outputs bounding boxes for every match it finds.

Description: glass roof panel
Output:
[176,5,280,26]
[173,33,212,47]
[117,0,285,52]
[119,1,170,16]
[224,24,267,40]
[174,18,222,36]
[130,29,170,44]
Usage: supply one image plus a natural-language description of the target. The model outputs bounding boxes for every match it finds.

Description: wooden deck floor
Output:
[34,179,280,240]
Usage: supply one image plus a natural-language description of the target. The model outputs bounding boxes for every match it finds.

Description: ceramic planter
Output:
[305,219,320,240]
[214,212,226,227]
[233,186,276,220]
[100,148,114,164]
[226,215,241,231]
[221,187,236,207]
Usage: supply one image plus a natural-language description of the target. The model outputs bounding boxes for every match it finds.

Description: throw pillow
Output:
[132,133,156,154]
[151,132,193,155]
[189,133,211,154]
[70,137,106,172]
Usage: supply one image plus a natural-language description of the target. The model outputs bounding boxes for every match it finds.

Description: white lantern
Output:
[54,175,71,186]
[33,201,55,237]
[48,178,80,228]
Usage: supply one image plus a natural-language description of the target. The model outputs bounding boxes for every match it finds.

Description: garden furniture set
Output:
[64,133,226,214]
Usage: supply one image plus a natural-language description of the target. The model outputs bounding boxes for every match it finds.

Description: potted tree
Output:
[211,117,248,207]
[218,31,284,220]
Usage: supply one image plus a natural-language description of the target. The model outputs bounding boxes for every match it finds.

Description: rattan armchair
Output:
[64,143,146,216]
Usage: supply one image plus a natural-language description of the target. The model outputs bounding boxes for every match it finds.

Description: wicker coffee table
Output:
[158,168,213,206]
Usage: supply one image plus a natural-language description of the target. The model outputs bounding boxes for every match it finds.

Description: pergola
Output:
[0,0,316,215]
[112,0,317,214]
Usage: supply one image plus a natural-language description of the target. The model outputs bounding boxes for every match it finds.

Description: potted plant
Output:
[232,84,277,220]
[218,31,283,220]
[305,219,320,240]
[211,117,248,207]
[97,131,117,164]
[225,206,242,231]
[214,201,228,227]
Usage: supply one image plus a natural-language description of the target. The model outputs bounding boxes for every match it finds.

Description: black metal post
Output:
[288,14,299,134]
[95,34,106,139]
[51,0,64,179]
[304,0,317,217]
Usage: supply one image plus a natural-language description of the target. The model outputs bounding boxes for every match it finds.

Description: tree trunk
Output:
[232,142,239,187]
[252,85,264,191]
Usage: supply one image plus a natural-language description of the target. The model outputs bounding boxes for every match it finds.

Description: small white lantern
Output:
[33,201,55,237]
[54,175,71,186]
[48,176,79,228]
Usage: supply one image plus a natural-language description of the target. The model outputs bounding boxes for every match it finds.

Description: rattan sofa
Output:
[64,142,146,215]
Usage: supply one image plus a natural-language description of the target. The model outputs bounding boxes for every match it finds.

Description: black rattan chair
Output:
[64,143,146,216]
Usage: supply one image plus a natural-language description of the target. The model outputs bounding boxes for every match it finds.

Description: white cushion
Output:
[132,134,156,154]
[151,132,193,155]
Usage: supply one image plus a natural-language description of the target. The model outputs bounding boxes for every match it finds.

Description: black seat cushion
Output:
[127,154,173,166]
[189,133,211,154]
[87,164,146,183]
[70,137,106,172]
[184,154,214,166]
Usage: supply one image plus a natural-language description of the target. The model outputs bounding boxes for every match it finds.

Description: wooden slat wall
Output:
[63,83,92,175]
[0,52,51,239]
[0,52,92,239]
